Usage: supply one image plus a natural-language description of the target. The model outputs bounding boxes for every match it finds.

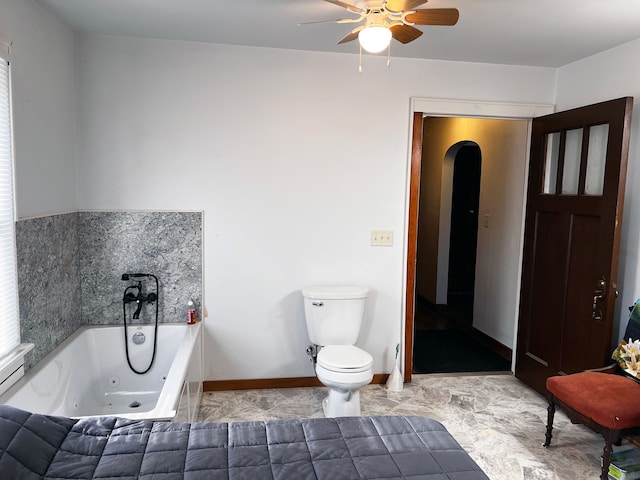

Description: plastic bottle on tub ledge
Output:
[187,300,197,324]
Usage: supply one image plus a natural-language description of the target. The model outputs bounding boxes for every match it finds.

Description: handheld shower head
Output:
[121,273,151,281]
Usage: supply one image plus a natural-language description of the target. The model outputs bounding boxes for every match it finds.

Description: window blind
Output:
[0,59,19,360]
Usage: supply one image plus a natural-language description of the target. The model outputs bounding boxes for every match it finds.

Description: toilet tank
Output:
[302,285,369,346]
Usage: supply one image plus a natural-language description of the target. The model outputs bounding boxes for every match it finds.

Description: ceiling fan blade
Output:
[385,0,429,13]
[390,24,423,44]
[405,8,460,26]
[298,18,360,25]
[324,0,365,14]
[338,27,364,44]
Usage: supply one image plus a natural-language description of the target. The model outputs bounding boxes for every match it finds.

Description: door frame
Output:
[402,98,554,382]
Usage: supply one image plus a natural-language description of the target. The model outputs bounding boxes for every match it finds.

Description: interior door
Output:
[515,97,633,395]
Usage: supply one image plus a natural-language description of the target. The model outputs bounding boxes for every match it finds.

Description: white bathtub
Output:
[0,323,203,422]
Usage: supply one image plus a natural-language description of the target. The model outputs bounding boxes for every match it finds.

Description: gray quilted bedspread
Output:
[0,404,489,479]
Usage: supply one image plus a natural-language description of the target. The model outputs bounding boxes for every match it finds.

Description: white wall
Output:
[556,39,640,343]
[0,0,76,218]
[72,33,556,380]
[8,0,640,382]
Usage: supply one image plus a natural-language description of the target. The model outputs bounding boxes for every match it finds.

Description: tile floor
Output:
[198,373,625,479]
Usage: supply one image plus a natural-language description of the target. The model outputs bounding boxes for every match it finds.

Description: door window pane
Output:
[561,128,583,195]
[585,124,608,196]
[542,132,560,194]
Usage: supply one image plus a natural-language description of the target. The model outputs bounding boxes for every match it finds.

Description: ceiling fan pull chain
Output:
[387,43,391,67]
[358,43,363,73]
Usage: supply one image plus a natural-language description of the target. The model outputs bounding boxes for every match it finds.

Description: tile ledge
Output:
[0,343,34,396]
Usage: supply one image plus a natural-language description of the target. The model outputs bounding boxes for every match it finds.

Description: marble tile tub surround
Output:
[198,374,619,480]
[16,213,82,370]
[78,211,202,325]
[15,210,202,370]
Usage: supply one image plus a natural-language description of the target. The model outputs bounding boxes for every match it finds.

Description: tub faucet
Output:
[122,277,157,319]
[130,290,157,319]
[133,296,144,319]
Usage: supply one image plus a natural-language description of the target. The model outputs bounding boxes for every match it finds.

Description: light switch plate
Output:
[371,230,393,246]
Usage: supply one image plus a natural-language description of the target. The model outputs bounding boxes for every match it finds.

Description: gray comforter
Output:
[0,404,489,479]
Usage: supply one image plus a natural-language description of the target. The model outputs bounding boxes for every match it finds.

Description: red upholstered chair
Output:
[544,368,640,480]
[544,301,640,480]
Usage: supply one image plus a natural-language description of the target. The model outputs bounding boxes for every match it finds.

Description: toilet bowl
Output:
[315,345,373,417]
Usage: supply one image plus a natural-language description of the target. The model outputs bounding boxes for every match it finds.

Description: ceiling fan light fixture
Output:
[358,26,392,53]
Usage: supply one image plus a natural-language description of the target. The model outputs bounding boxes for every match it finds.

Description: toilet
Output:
[302,285,373,417]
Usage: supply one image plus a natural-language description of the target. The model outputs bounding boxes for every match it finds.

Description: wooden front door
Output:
[515,97,633,395]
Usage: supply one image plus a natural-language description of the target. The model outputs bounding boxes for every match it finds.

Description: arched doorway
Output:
[447,144,481,318]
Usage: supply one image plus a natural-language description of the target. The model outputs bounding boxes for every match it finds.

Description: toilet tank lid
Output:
[302,285,369,300]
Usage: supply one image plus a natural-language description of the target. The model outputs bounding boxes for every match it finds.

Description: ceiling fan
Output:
[301,0,460,54]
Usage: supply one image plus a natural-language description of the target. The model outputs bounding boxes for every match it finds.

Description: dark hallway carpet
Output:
[413,329,511,374]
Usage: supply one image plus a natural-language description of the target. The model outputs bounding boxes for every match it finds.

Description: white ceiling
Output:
[34,0,640,68]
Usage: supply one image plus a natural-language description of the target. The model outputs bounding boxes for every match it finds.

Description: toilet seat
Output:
[317,345,373,373]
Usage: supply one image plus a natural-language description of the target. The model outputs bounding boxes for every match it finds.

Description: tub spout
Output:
[133,300,143,319]
[130,292,157,319]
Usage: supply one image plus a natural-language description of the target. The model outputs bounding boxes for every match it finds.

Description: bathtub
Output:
[0,323,202,422]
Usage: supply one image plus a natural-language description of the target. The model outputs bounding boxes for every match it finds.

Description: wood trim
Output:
[404,112,423,383]
[470,327,512,362]
[410,98,554,119]
[203,374,390,392]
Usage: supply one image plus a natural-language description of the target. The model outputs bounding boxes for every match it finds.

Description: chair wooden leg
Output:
[543,399,555,447]
[601,439,613,480]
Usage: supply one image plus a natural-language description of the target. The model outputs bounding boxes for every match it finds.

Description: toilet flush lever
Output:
[312,301,324,307]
